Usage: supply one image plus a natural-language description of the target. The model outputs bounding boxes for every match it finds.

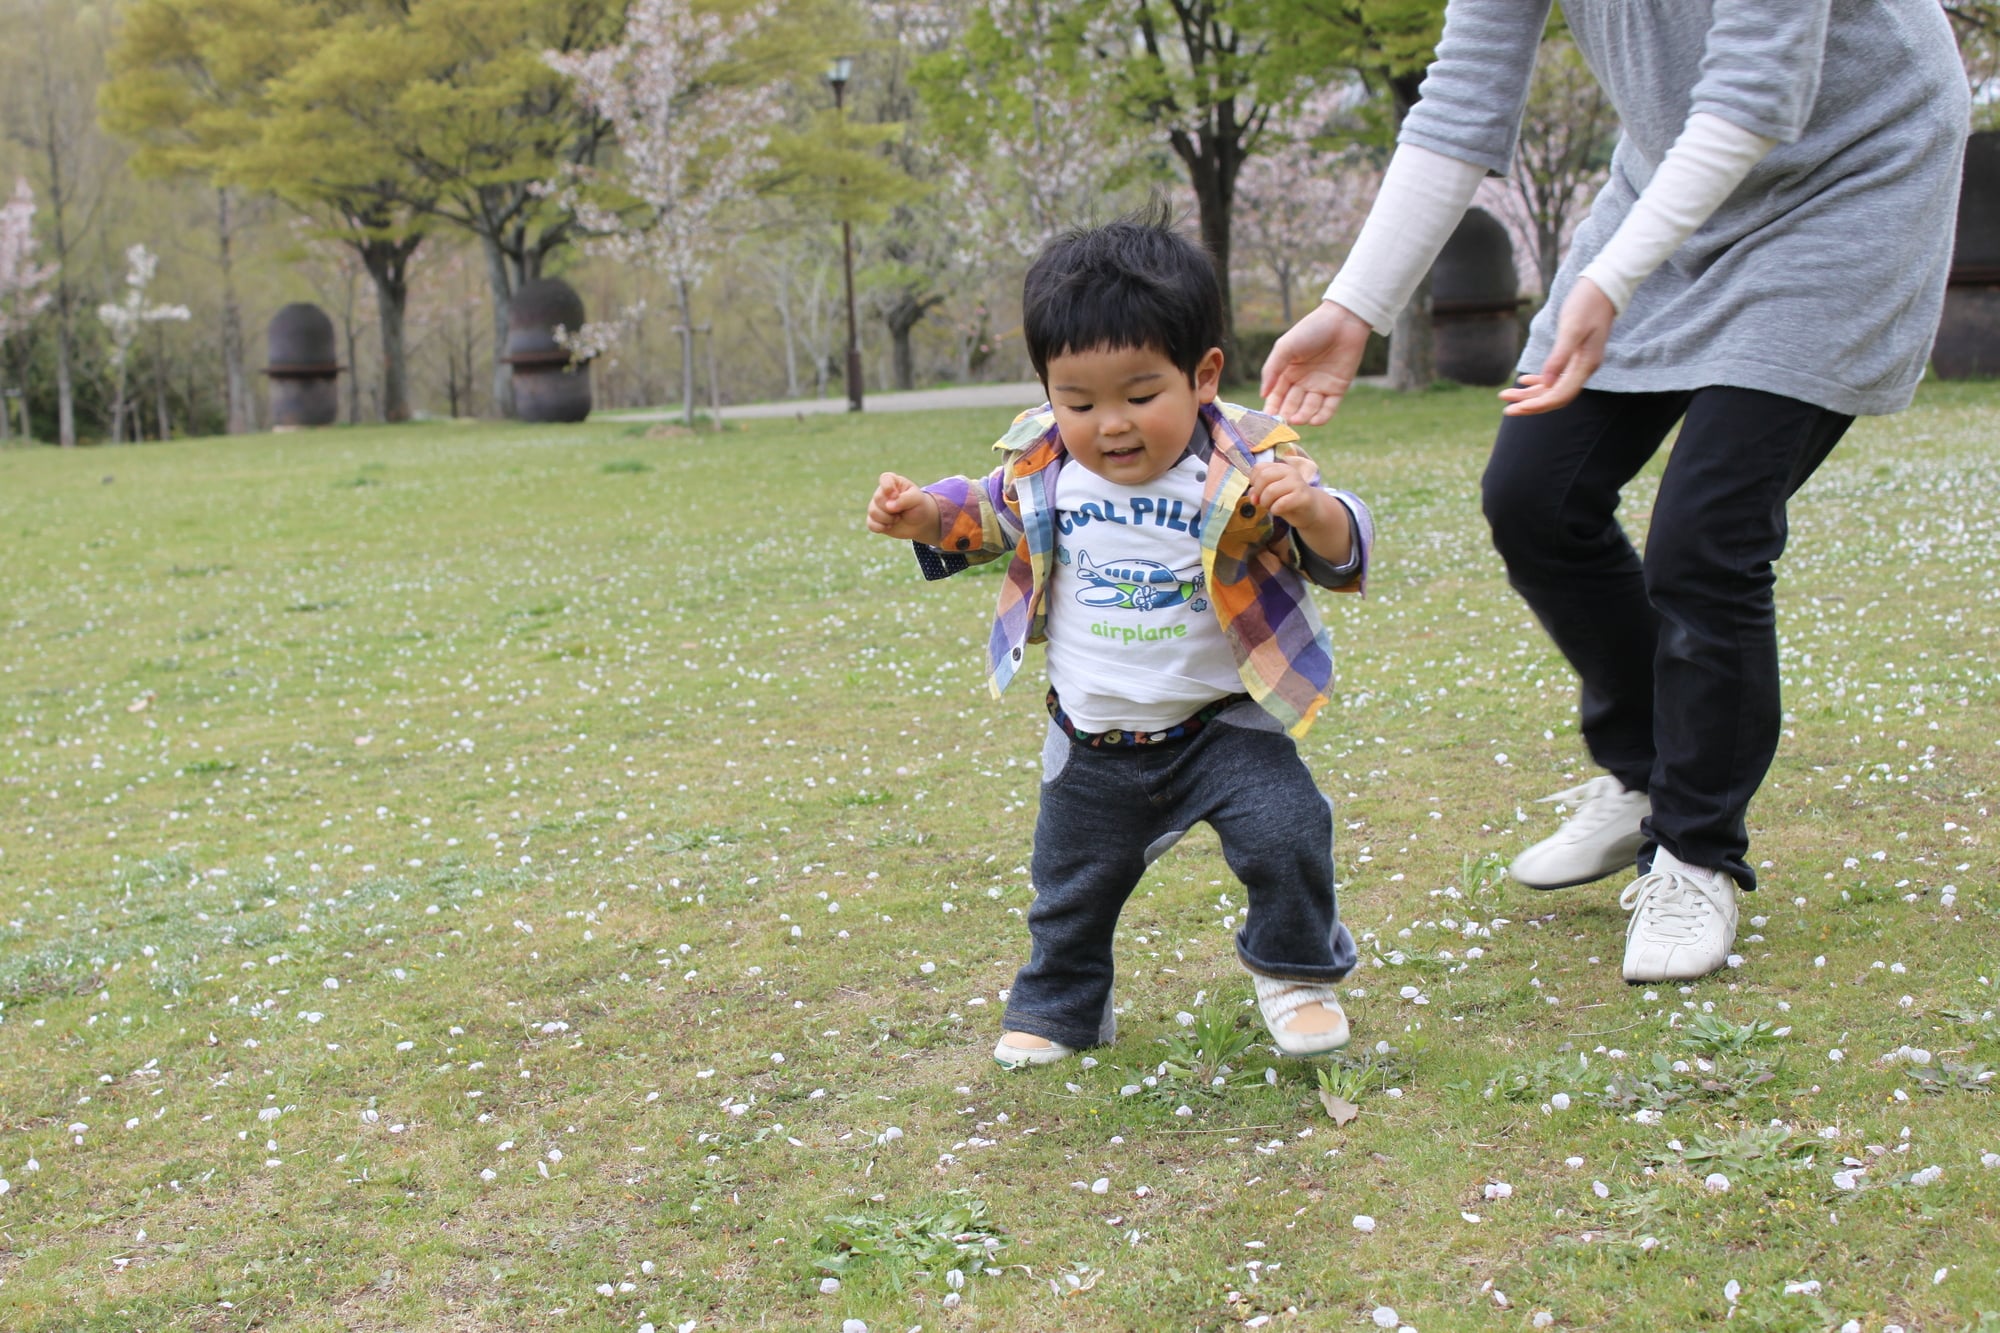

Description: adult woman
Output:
[1262,0,1970,982]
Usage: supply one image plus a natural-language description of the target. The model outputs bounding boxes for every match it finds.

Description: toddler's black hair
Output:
[1022,202,1223,387]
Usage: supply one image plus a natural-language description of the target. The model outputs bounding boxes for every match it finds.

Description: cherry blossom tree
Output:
[545,0,784,423]
[0,177,56,441]
[96,243,190,444]
[919,0,1143,263]
[1234,135,1379,326]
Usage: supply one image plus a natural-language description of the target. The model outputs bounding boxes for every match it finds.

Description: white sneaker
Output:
[1509,775,1650,889]
[1619,848,1740,983]
[1252,974,1351,1057]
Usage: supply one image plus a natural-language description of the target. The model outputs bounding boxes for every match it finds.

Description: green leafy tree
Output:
[749,110,910,397]
[914,0,1145,261]
[299,0,625,417]
[1946,0,2000,127]
[1258,0,1446,389]
[101,0,433,423]
[845,1,962,393]
[1097,0,1278,371]
[1047,0,1443,377]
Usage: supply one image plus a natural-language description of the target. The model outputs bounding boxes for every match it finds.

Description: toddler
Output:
[865,212,1375,1065]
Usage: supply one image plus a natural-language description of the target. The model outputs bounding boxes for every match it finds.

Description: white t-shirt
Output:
[1043,454,1241,733]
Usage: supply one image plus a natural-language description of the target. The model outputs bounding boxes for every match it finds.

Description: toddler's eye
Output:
[1128,394,1158,405]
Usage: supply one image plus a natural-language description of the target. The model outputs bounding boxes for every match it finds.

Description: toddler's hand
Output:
[866,472,942,544]
[1246,453,1328,526]
[1247,453,1352,564]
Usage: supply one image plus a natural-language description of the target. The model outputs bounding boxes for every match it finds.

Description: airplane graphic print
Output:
[1069,550,1207,613]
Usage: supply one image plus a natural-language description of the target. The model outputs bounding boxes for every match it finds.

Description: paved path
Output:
[608,381,1048,423]
[603,377,1397,424]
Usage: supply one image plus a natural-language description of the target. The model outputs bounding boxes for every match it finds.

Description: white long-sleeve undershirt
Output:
[1577,113,1779,312]
[1323,112,1780,331]
[1324,144,1486,335]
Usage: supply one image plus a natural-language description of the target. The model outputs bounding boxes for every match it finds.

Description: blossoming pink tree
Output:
[1234,134,1379,327]
[0,178,57,441]
[96,243,190,444]
[545,0,783,424]
[933,2,1141,263]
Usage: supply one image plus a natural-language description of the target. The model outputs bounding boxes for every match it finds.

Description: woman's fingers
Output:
[1500,279,1613,416]
[1271,383,1335,427]
[1260,301,1370,426]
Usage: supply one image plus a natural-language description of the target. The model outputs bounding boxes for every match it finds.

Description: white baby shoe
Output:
[992,1031,1075,1068]
[1252,974,1351,1056]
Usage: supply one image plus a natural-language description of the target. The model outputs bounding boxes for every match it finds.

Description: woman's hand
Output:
[1260,301,1374,426]
[1500,277,1615,416]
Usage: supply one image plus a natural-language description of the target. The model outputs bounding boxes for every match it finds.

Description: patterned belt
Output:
[1045,688,1250,749]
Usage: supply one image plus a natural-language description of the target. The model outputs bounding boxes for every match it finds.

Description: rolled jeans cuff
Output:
[1235,925,1357,984]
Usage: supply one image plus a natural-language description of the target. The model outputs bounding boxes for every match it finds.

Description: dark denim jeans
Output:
[1481,387,1852,890]
[1001,703,1357,1050]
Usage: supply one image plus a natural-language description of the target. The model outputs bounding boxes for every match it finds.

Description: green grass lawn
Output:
[1,384,1996,1332]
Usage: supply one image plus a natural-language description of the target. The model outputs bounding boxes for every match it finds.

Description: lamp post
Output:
[827,56,864,413]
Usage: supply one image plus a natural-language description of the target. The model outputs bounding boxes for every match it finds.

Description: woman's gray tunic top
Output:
[1402,0,1971,416]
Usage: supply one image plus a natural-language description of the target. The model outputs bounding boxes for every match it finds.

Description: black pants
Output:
[1481,387,1852,890]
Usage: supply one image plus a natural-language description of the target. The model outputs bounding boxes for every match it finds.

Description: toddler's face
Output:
[1045,343,1222,486]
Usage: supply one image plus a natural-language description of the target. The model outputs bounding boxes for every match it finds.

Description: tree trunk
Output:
[776,271,800,399]
[880,289,940,392]
[807,270,829,398]
[482,235,516,419]
[1387,270,1435,392]
[1172,145,1251,376]
[108,361,128,443]
[1536,230,1563,298]
[217,190,252,434]
[887,311,916,391]
[54,288,75,446]
[373,274,411,422]
[31,47,79,446]
[46,217,76,446]
[676,278,696,426]
[153,322,171,440]
[357,236,416,423]
[1183,151,1241,377]
[344,313,360,425]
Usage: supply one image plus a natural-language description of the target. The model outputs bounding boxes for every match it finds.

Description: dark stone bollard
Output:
[264,303,341,428]
[1430,208,1523,386]
[505,278,593,422]
[1934,129,2000,381]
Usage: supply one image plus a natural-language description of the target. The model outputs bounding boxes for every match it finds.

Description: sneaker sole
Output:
[1623,964,1727,985]
[1510,864,1631,891]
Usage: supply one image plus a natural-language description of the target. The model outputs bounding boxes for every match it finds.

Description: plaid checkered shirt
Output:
[914,400,1373,739]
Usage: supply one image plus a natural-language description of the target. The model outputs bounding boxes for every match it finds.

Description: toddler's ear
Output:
[1195,346,1225,402]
